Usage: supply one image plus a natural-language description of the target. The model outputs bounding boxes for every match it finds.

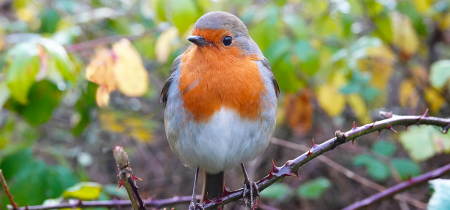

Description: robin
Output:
[161,11,279,209]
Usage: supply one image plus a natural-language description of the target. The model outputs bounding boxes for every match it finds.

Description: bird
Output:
[160,11,279,209]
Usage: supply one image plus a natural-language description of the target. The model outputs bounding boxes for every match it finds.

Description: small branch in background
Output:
[342,163,450,210]
[270,138,427,209]
[201,110,450,209]
[65,34,147,53]
[11,196,197,210]
[113,146,147,210]
[0,169,18,210]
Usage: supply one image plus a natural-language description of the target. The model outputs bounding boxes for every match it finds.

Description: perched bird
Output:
[161,11,279,209]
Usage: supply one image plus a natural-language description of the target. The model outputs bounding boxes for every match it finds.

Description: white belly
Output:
[165,107,274,174]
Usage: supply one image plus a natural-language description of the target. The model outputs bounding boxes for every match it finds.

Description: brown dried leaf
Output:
[285,89,314,135]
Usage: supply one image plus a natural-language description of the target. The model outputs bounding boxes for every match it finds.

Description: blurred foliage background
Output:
[1,0,450,209]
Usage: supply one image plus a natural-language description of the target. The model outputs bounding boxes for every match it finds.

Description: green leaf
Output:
[4,42,39,104]
[46,165,78,198]
[396,1,427,35]
[12,81,62,125]
[0,148,33,180]
[170,0,199,35]
[353,154,390,181]
[373,15,393,42]
[372,141,396,157]
[264,38,291,64]
[283,14,308,39]
[63,182,103,200]
[314,15,343,37]
[295,40,319,75]
[37,38,75,84]
[260,182,291,201]
[40,9,61,34]
[391,158,421,181]
[399,126,450,161]
[249,5,280,51]
[428,179,450,210]
[103,184,128,198]
[430,60,450,89]
[297,177,331,200]
[272,54,304,93]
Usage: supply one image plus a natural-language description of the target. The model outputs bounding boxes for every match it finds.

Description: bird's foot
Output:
[188,200,204,210]
[243,179,259,209]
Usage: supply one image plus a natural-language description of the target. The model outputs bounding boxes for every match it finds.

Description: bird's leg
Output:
[241,163,259,209]
[189,167,204,210]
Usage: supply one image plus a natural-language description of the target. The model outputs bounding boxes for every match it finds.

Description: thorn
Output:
[416,109,429,121]
[369,121,377,128]
[306,150,312,156]
[387,125,397,133]
[352,121,357,130]
[223,185,232,197]
[272,160,280,173]
[312,138,317,147]
[352,139,355,145]
[204,193,212,204]
[286,160,294,166]
[294,170,301,179]
[132,175,142,181]
[288,170,301,179]
[378,130,381,138]
[443,124,450,134]
[117,180,124,190]
[405,125,408,131]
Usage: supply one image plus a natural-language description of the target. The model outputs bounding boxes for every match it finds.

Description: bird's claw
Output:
[243,180,259,209]
[188,200,204,210]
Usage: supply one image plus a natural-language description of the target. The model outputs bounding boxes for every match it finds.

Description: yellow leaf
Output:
[391,12,419,58]
[317,84,345,117]
[85,49,117,92]
[413,0,432,13]
[361,45,395,89]
[96,86,109,107]
[16,8,35,22]
[99,110,155,143]
[155,27,179,64]
[347,94,371,124]
[112,39,149,97]
[439,13,450,30]
[63,182,102,200]
[131,127,152,143]
[399,79,419,108]
[424,88,445,112]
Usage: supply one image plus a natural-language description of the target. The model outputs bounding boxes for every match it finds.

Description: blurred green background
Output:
[1,0,450,209]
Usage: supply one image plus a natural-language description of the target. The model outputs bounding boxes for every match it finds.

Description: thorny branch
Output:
[201,110,450,209]
[270,138,427,209]
[342,163,450,210]
[7,111,450,210]
[113,146,147,210]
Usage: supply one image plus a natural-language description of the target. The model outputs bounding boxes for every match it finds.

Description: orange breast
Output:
[179,40,266,123]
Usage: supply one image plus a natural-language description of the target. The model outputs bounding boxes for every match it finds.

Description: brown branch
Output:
[270,138,427,209]
[201,110,450,209]
[65,33,151,53]
[113,146,146,210]
[0,169,18,209]
[12,196,198,210]
[342,163,450,210]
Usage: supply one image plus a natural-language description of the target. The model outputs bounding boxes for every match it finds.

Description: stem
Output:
[0,169,18,209]
[342,163,450,210]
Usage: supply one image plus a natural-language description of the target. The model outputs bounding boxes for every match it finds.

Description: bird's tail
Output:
[201,170,225,203]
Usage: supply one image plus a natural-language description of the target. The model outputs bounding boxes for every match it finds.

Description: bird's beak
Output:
[187,36,208,46]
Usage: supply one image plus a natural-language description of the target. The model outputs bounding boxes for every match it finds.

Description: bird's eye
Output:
[223,36,232,46]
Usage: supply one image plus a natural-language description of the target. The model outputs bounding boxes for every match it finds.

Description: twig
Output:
[342,163,450,210]
[11,196,198,210]
[270,138,427,209]
[0,169,18,209]
[201,110,450,209]
[113,146,146,210]
[65,33,150,53]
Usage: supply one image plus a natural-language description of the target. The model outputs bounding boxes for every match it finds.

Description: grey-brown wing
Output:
[160,55,182,107]
[261,57,280,98]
